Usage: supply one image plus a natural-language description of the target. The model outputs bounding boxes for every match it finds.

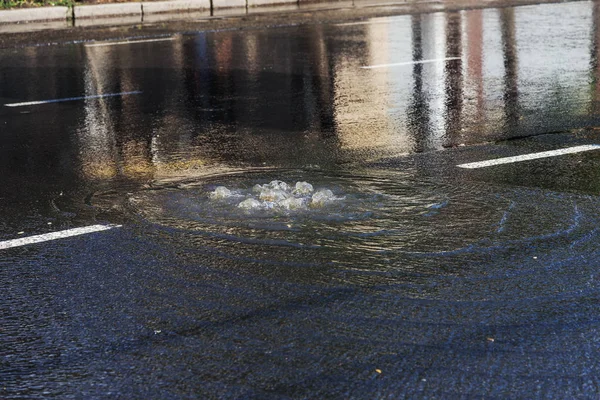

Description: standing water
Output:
[3,0,600,397]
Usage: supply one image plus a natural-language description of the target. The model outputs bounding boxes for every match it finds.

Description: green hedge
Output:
[1,0,74,8]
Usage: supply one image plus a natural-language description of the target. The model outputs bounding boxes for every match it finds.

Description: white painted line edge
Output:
[0,224,122,250]
[85,37,175,47]
[4,91,142,107]
[361,57,461,69]
[457,145,600,169]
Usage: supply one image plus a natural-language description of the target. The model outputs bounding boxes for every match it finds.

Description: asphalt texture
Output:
[3,1,600,398]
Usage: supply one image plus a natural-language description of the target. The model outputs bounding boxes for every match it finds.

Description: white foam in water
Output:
[238,198,262,210]
[263,201,277,210]
[259,189,289,202]
[310,189,344,208]
[210,186,233,199]
[210,180,343,212]
[279,197,306,210]
[268,180,290,191]
[293,181,314,196]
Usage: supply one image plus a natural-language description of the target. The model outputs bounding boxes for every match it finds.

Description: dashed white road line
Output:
[0,224,121,250]
[457,145,600,169]
[84,37,175,47]
[4,91,142,107]
[361,57,461,69]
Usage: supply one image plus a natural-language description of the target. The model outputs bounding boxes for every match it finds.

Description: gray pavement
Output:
[2,1,600,398]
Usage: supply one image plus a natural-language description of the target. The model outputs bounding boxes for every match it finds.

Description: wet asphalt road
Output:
[4,1,600,398]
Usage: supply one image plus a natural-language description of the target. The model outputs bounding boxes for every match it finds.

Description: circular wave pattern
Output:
[89,168,600,397]
[98,169,597,289]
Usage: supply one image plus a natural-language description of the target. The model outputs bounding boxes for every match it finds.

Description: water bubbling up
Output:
[209,180,344,211]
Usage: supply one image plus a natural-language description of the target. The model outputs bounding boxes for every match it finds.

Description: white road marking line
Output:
[0,224,121,250]
[361,57,461,69]
[85,37,175,47]
[4,91,142,107]
[457,145,600,169]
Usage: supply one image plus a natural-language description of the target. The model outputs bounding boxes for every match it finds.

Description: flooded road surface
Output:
[4,1,600,398]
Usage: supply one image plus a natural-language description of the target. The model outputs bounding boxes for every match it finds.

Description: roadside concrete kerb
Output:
[0,6,69,23]
[247,0,296,7]
[74,2,142,19]
[211,5,246,16]
[246,3,299,14]
[76,15,141,26]
[142,0,211,14]
[143,9,211,21]
[213,0,247,8]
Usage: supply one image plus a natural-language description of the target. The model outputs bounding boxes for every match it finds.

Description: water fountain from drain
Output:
[209,180,345,211]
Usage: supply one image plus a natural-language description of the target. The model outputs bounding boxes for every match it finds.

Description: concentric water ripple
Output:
[93,168,600,302]
[13,167,594,398]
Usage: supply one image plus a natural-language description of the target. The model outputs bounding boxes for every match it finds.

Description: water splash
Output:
[209,180,345,212]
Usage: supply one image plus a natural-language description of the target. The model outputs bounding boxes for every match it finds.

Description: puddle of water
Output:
[91,168,596,293]
[9,166,600,399]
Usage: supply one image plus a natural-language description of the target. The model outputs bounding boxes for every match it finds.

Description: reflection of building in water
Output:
[72,2,600,182]
[148,26,343,170]
[78,38,191,181]
[147,35,212,177]
[512,2,592,134]
[408,14,430,153]
[78,41,161,181]
[0,46,85,188]
[461,9,484,142]
[75,26,348,177]
[406,12,458,151]
[420,12,450,150]
[444,11,463,147]
[333,17,415,157]
[500,7,520,133]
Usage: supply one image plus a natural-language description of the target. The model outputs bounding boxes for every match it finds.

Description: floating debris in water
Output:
[210,180,344,212]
